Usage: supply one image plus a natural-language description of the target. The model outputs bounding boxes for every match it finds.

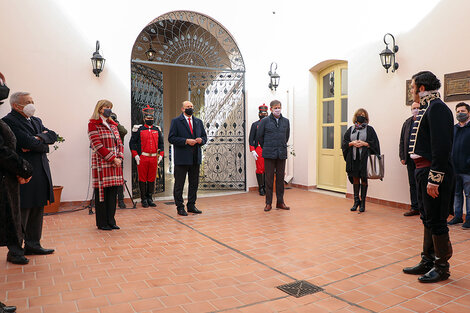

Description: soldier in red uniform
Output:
[249,104,268,195]
[129,105,164,208]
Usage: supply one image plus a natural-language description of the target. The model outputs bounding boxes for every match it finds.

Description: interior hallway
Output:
[1,188,470,313]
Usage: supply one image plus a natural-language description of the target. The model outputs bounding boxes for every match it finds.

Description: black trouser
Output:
[94,187,118,228]
[7,205,44,255]
[416,166,454,235]
[264,158,286,205]
[406,160,419,210]
[173,164,200,209]
[5,198,23,256]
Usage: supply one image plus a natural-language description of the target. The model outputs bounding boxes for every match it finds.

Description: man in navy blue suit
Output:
[168,101,207,216]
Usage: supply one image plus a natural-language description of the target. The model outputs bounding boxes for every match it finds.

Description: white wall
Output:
[0,0,451,203]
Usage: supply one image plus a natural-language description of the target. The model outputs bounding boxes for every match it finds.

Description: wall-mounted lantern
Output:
[146,42,156,61]
[379,33,399,73]
[91,40,105,77]
[268,62,280,91]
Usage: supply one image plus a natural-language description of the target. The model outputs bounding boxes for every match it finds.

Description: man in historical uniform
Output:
[129,105,164,208]
[3,91,57,258]
[403,71,454,283]
[249,104,268,196]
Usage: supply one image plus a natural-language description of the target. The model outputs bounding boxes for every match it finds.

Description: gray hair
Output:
[10,92,30,106]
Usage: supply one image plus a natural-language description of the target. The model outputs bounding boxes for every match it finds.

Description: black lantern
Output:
[146,42,156,61]
[268,62,280,91]
[91,40,105,77]
[380,33,399,73]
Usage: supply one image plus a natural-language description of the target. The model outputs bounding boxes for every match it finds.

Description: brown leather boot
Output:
[418,232,452,283]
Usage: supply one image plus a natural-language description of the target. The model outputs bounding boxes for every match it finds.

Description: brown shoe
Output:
[276,203,290,210]
[404,209,419,216]
[264,204,272,212]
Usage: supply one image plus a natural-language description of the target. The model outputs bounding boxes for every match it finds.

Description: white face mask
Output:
[411,108,419,117]
[22,103,36,118]
[273,108,281,117]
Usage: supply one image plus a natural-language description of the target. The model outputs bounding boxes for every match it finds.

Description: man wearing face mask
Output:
[256,100,290,212]
[448,102,470,228]
[249,104,268,196]
[168,101,207,216]
[400,102,422,216]
[2,92,57,258]
[129,105,164,208]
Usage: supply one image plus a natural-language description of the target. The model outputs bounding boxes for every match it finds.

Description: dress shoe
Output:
[110,225,120,230]
[187,207,202,214]
[141,199,149,208]
[403,259,434,275]
[264,204,272,212]
[404,209,420,216]
[118,200,126,209]
[147,199,157,207]
[0,302,17,313]
[448,216,463,225]
[177,207,188,216]
[98,226,112,231]
[6,254,29,265]
[24,246,55,255]
[463,220,470,229]
[276,203,290,210]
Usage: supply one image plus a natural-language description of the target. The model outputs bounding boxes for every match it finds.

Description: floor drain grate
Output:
[163,201,174,205]
[277,280,323,298]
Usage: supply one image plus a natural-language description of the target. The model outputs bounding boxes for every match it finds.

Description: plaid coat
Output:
[88,118,124,201]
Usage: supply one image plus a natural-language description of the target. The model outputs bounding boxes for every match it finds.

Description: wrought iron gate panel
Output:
[131,63,164,196]
[189,71,245,190]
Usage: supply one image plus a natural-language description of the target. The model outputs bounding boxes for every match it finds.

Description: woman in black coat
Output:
[341,108,380,212]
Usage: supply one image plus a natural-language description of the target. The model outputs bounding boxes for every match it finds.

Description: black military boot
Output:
[146,181,157,207]
[350,184,361,211]
[419,232,452,283]
[139,181,148,208]
[403,227,435,274]
[359,184,368,212]
[0,301,16,312]
[256,173,266,196]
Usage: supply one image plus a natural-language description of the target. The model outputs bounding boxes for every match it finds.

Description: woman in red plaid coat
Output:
[88,100,124,231]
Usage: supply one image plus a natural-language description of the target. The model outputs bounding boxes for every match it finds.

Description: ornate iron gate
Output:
[131,63,164,196]
[188,71,246,190]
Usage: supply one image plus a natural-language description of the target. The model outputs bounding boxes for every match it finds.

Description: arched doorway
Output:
[130,11,246,199]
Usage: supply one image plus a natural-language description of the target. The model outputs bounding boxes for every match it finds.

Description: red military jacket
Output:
[129,124,164,158]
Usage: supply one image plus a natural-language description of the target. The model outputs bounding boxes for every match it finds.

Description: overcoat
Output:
[88,118,124,202]
[0,120,33,246]
[168,113,207,165]
[3,110,56,208]
[342,125,380,183]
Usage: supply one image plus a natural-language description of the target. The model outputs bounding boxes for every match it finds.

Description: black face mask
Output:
[145,119,154,126]
[356,115,366,124]
[0,84,9,105]
[185,108,194,116]
[102,108,112,118]
[259,114,267,120]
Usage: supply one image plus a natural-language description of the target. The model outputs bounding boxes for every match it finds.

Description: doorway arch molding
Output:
[132,10,245,72]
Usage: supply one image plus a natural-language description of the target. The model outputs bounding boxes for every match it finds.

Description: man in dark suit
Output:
[399,101,422,216]
[3,91,57,258]
[257,100,290,212]
[168,101,207,216]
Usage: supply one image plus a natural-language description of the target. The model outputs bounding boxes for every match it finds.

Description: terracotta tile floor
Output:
[2,188,470,313]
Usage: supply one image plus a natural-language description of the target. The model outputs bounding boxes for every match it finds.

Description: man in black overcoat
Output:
[0,73,32,312]
[168,101,207,216]
[3,92,57,257]
[402,71,455,283]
